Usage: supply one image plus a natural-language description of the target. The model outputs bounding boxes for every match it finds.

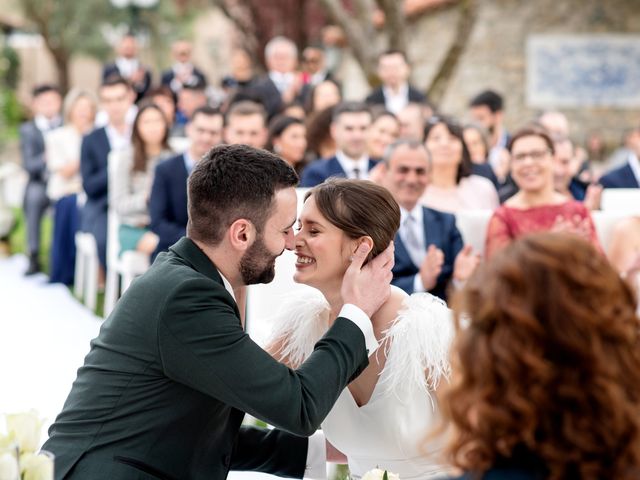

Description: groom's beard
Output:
[239,235,280,285]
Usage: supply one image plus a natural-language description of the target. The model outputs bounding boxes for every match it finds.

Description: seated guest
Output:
[485,126,600,259]
[251,36,302,119]
[174,83,208,137]
[268,115,308,176]
[224,100,268,149]
[440,232,640,480]
[366,109,399,160]
[381,140,479,300]
[81,75,134,271]
[420,116,499,213]
[300,102,377,187]
[149,106,223,257]
[462,123,489,165]
[103,34,152,102]
[20,84,63,275]
[397,102,430,142]
[305,106,336,162]
[161,39,208,99]
[46,89,97,284]
[112,102,173,257]
[298,45,335,106]
[304,79,342,115]
[599,123,640,189]
[365,50,426,114]
[144,86,181,138]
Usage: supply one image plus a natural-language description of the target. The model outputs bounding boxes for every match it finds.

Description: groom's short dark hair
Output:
[187,144,298,245]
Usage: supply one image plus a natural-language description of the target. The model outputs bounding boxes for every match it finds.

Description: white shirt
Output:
[382,82,409,115]
[218,270,378,479]
[269,71,295,94]
[34,114,61,132]
[105,124,131,152]
[628,152,640,186]
[183,151,196,175]
[335,150,370,180]
[115,56,140,79]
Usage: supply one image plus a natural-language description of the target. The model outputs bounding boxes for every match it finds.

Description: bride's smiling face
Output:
[294,195,359,289]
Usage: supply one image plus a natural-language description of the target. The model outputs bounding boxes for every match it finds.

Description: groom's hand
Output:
[341,242,394,318]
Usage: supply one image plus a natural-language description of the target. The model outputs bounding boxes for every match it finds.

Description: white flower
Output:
[21,452,53,480]
[5,411,43,454]
[361,468,400,480]
[0,451,19,480]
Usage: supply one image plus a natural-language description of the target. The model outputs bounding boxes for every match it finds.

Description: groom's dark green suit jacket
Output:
[44,238,370,479]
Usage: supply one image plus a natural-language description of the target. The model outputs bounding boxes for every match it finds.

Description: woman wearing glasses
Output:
[484,126,599,258]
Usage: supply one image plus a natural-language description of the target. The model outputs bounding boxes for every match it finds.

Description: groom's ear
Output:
[228,218,256,251]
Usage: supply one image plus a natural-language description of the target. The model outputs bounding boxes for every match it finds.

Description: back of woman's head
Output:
[305,178,400,260]
[443,232,640,480]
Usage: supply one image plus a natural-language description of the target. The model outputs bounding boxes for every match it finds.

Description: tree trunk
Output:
[316,0,379,83]
[52,51,70,94]
[426,0,477,107]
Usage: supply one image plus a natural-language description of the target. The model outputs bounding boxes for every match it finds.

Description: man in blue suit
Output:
[381,140,480,300]
[20,84,62,275]
[149,106,223,258]
[80,75,134,270]
[300,102,378,187]
[599,127,640,189]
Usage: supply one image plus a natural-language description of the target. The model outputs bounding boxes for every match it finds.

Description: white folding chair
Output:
[74,231,100,312]
[103,151,151,318]
[454,209,493,257]
[600,189,640,214]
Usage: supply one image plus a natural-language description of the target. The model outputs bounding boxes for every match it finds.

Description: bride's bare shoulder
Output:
[371,286,409,328]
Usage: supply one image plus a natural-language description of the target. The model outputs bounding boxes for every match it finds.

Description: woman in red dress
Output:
[485,126,600,258]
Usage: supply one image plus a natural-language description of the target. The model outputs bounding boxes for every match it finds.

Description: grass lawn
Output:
[7,207,105,316]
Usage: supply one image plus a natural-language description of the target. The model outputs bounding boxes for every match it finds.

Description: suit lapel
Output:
[394,233,416,269]
[328,157,347,177]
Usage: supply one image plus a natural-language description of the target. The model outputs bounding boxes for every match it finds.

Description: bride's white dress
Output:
[266,287,454,479]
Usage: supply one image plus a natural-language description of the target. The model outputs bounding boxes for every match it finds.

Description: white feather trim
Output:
[378,293,454,404]
[263,289,331,368]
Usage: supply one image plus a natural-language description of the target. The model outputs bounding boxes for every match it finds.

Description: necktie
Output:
[403,214,425,265]
[352,167,361,179]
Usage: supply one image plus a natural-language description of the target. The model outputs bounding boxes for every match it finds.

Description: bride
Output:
[266,178,454,479]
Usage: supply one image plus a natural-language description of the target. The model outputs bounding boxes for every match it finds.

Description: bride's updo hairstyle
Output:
[305,178,400,261]
[442,232,640,480]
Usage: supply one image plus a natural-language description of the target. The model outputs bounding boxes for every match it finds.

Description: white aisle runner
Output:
[0,255,290,479]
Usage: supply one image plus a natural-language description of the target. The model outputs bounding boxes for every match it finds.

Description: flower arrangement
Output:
[0,411,53,480]
[361,468,400,480]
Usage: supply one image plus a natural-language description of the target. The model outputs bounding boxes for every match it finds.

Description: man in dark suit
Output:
[599,126,640,188]
[223,100,268,149]
[250,36,301,119]
[102,34,152,102]
[161,39,208,99]
[43,143,394,479]
[381,140,480,300]
[149,106,223,257]
[300,102,377,187]
[365,50,427,115]
[20,84,62,275]
[81,76,134,270]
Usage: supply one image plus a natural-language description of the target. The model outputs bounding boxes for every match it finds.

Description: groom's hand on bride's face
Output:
[341,242,395,318]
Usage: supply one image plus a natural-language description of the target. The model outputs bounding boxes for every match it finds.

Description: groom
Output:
[44,144,394,479]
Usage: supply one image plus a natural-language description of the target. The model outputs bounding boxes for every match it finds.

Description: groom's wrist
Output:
[339,304,379,356]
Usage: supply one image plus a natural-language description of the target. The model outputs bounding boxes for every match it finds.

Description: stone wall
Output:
[407,0,640,146]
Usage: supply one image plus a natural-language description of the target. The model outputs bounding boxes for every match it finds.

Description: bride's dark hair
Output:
[305,178,400,261]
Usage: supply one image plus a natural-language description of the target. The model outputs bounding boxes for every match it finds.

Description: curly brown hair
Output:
[442,232,640,479]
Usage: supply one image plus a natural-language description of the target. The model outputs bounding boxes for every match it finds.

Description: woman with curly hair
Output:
[439,232,640,480]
